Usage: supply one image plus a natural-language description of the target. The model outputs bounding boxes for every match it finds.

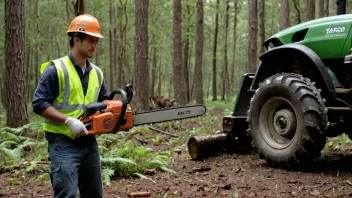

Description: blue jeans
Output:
[46,132,103,198]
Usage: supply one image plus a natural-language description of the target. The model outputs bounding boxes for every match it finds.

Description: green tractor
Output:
[223,0,352,169]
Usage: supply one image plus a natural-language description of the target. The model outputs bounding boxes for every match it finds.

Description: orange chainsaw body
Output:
[80,100,133,135]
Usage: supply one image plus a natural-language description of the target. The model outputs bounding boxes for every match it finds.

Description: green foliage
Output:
[324,134,352,151]
[97,133,175,185]
[0,123,46,169]
[204,99,235,111]
[152,135,163,146]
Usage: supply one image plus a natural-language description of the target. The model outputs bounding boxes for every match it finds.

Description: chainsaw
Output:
[80,85,207,135]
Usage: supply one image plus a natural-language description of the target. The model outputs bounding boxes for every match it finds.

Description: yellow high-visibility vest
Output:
[40,56,103,139]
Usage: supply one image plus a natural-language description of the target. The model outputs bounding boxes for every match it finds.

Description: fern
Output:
[101,157,136,166]
[25,161,38,173]
[0,131,21,143]
[134,173,156,183]
[0,122,42,136]
[159,166,177,175]
[0,140,18,148]
[101,168,115,186]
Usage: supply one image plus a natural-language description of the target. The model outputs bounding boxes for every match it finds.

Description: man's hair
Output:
[68,33,87,48]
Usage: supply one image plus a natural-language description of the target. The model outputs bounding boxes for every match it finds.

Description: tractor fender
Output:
[251,43,336,102]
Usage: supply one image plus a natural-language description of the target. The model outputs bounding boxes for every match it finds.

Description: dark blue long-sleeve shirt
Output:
[32,52,110,116]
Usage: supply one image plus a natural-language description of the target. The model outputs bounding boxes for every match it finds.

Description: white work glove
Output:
[65,117,88,137]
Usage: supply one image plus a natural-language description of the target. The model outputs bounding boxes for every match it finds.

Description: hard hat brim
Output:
[66,31,104,39]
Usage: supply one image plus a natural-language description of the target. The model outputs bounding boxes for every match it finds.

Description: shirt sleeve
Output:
[97,80,110,102]
[32,65,59,115]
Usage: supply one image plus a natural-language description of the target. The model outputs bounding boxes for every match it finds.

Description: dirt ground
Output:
[1,108,352,198]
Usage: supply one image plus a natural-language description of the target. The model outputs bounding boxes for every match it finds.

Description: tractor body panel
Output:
[265,14,352,59]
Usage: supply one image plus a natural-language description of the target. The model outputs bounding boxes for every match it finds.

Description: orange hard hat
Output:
[66,14,104,38]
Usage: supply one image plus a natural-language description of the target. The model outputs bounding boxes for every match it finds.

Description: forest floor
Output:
[1,108,352,198]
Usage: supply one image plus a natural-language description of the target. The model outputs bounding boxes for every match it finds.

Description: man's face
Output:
[76,35,99,58]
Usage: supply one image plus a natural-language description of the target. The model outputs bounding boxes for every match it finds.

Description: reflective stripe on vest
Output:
[40,56,103,139]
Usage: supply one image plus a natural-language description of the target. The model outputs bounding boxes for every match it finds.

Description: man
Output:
[32,14,109,198]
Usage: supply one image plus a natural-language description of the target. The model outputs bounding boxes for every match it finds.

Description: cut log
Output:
[188,133,253,160]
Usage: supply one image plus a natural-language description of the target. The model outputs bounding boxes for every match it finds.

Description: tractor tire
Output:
[247,73,327,169]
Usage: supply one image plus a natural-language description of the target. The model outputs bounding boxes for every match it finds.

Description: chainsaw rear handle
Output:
[108,89,128,134]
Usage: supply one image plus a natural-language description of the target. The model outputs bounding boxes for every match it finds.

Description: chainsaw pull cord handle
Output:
[108,89,127,134]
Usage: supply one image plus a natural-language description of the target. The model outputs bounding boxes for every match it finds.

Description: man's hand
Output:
[65,117,88,137]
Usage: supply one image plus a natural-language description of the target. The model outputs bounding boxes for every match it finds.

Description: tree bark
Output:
[304,0,315,21]
[280,0,290,30]
[194,0,204,104]
[329,0,336,16]
[259,0,265,55]
[212,0,220,101]
[247,0,257,73]
[183,4,192,103]
[109,0,117,90]
[325,0,329,16]
[150,46,157,97]
[230,0,238,94]
[34,0,39,91]
[74,0,84,16]
[134,0,149,110]
[118,0,128,89]
[65,0,70,21]
[188,134,229,160]
[292,0,302,24]
[188,133,253,160]
[221,0,230,101]
[5,0,29,127]
[318,0,325,18]
[173,0,186,105]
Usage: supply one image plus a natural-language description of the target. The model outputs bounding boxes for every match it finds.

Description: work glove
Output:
[65,117,88,137]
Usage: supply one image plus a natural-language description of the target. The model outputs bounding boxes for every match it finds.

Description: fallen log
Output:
[187,132,253,160]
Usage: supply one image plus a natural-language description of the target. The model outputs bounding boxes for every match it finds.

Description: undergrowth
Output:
[8,100,347,187]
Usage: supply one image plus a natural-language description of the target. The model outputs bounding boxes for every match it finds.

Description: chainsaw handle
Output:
[109,89,128,134]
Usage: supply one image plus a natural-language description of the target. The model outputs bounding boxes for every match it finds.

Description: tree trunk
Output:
[173,0,186,105]
[157,56,163,96]
[34,0,39,91]
[109,0,117,90]
[5,0,29,127]
[194,0,204,104]
[74,0,84,16]
[221,0,230,101]
[212,0,220,101]
[150,47,157,97]
[329,0,336,16]
[230,0,238,94]
[280,0,290,30]
[247,0,257,73]
[183,4,191,103]
[325,0,330,16]
[304,0,315,21]
[259,0,265,55]
[118,0,128,88]
[318,0,325,18]
[65,0,70,21]
[25,21,31,102]
[134,0,149,110]
[293,0,302,24]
